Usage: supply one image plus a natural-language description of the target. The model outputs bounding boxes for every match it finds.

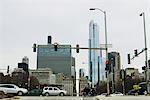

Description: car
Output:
[25,89,42,96]
[42,86,67,96]
[128,89,145,95]
[0,84,28,96]
[110,92,123,96]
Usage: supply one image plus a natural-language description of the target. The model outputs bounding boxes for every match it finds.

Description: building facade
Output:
[29,68,55,85]
[37,43,73,77]
[108,52,121,82]
[125,68,140,79]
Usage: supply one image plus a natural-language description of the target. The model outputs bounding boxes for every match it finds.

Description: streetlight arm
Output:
[89,8,105,13]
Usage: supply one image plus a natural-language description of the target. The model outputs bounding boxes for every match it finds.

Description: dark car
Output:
[128,89,144,95]
[26,89,42,96]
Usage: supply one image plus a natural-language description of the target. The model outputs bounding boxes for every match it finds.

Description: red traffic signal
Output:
[105,59,109,71]
[106,59,108,65]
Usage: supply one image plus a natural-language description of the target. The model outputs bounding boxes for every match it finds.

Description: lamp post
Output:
[140,12,150,93]
[89,8,109,95]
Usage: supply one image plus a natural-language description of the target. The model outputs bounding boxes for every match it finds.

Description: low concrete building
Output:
[29,68,56,85]
[62,79,74,96]
[125,68,140,79]
[79,77,89,95]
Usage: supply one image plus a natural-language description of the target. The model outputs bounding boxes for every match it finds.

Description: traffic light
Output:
[105,59,109,71]
[142,66,146,70]
[134,49,138,56]
[54,44,58,51]
[33,43,36,52]
[76,44,79,53]
[7,65,10,74]
[127,54,131,64]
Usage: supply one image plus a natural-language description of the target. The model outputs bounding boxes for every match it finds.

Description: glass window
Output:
[7,85,14,88]
[44,87,48,90]
[54,88,58,90]
[0,85,14,88]
[49,88,52,90]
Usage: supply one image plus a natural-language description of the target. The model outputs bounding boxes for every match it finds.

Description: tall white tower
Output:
[89,20,100,87]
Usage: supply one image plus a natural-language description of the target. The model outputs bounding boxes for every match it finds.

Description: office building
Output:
[108,52,121,82]
[79,68,85,78]
[89,20,101,87]
[108,52,121,92]
[37,36,74,77]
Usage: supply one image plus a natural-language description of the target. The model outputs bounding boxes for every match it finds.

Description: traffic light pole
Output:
[104,11,110,95]
[140,12,150,93]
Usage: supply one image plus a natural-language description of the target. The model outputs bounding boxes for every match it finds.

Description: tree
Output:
[29,76,39,90]
[95,81,107,94]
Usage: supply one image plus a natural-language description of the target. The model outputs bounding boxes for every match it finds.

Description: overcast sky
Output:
[0,0,150,74]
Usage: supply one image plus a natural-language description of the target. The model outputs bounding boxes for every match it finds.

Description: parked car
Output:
[110,92,123,96]
[42,86,67,96]
[25,89,42,96]
[0,84,28,96]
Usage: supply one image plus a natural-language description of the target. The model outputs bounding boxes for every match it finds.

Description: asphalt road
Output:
[3,96,94,100]
[2,96,150,100]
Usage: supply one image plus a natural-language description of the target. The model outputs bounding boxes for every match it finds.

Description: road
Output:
[3,96,94,100]
[2,96,150,100]
[95,95,150,100]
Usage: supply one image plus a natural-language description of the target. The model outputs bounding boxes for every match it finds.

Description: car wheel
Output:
[45,92,49,96]
[18,91,23,96]
[0,91,4,99]
[59,92,64,96]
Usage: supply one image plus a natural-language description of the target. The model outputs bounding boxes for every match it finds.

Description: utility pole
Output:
[140,12,149,93]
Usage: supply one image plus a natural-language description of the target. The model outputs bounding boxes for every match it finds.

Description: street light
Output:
[140,12,150,93]
[89,8,109,95]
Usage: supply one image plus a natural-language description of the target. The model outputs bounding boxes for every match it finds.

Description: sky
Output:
[0,0,150,74]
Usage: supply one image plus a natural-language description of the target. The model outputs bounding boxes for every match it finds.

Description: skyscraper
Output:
[108,52,121,92]
[89,20,100,87]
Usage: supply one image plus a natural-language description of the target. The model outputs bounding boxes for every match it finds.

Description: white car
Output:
[110,92,123,96]
[0,84,28,95]
[42,86,67,96]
